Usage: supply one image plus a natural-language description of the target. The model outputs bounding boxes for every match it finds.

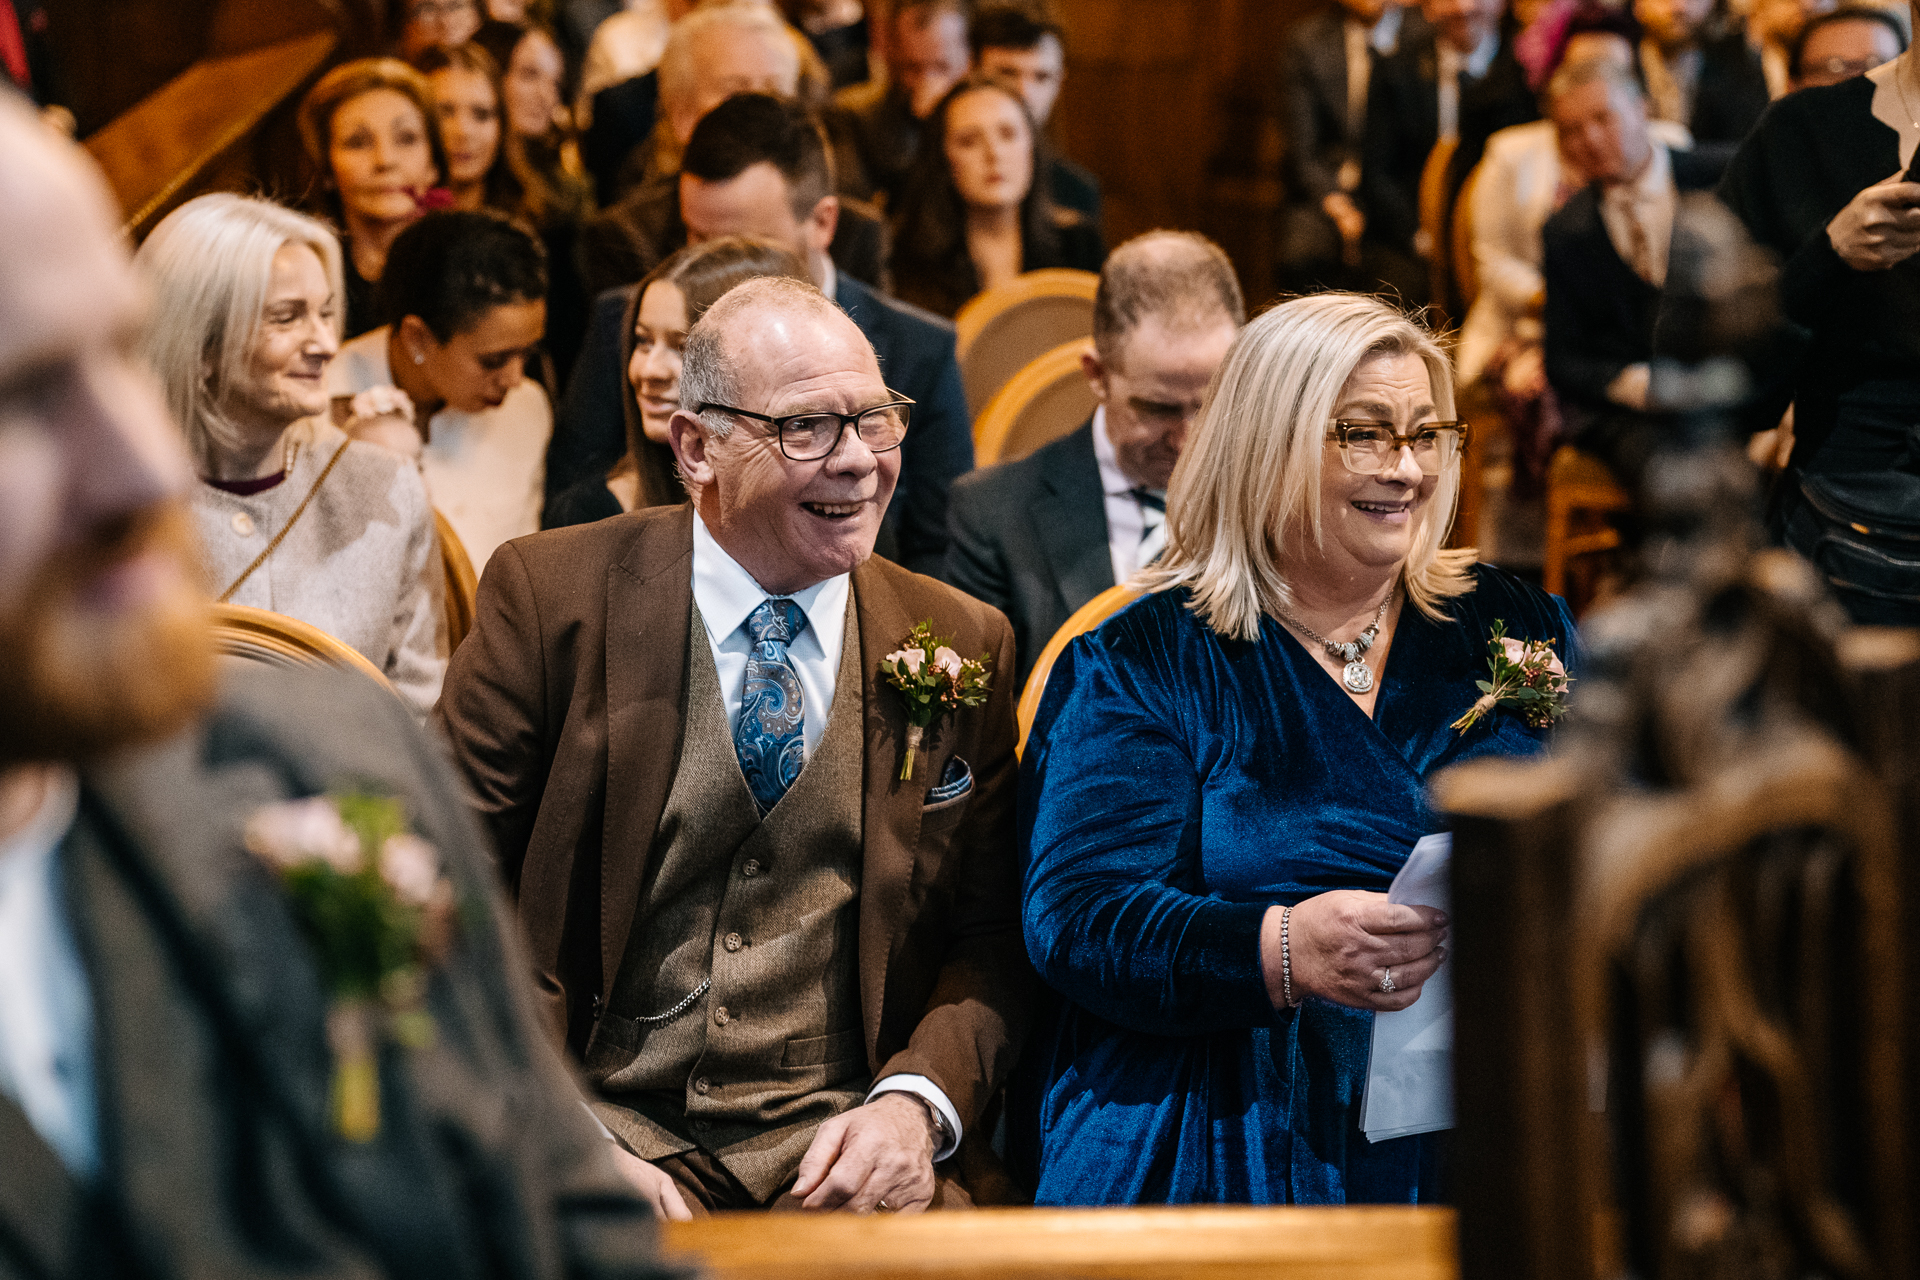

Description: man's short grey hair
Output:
[1545,54,1645,110]
[658,2,801,116]
[680,276,846,437]
[1092,230,1246,366]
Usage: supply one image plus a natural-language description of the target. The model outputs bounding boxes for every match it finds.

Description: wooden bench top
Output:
[662,1205,1458,1279]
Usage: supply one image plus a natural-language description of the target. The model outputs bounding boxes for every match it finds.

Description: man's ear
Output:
[669,408,716,486]
[805,194,840,256]
[1081,347,1110,403]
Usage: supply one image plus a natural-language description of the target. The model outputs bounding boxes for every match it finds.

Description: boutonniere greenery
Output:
[880,620,992,780]
[1451,619,1572,735]
[243,792,456,1142]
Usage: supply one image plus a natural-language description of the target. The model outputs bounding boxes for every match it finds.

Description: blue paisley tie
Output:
[735,598,809,815]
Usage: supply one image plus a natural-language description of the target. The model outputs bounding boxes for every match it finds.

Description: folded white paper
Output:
[1359,831,1453,1143]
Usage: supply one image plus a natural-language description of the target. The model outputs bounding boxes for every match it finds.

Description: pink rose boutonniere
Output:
[244,793,457,1141]
[1450,619,1572,734]
[880,620,992,780]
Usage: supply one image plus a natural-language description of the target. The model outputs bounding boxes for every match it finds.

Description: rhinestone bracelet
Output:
[1280,905,1298,1008]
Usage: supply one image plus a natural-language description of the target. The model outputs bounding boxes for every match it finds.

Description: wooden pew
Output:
[662,1205,1458,1280]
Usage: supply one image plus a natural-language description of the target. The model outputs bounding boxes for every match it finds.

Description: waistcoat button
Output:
[695,1077,711,1095]
[724,932,743,952]
[742,859,761,878]
[714,1006,730,1025]
[231,512,254,536]
[693,1119,711,1132]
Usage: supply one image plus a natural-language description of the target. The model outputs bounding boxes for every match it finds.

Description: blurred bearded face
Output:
[0,101,215,766]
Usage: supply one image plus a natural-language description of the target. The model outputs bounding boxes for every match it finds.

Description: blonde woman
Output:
[136,194,445,718]
[1018,292,1577,1206]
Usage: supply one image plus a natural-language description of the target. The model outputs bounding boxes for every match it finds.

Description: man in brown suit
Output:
[437,276,1031,1219]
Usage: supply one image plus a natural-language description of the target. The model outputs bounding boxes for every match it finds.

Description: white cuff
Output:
[866,1074,961,1162]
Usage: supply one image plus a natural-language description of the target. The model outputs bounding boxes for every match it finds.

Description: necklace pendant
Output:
[1342,660,1375,694]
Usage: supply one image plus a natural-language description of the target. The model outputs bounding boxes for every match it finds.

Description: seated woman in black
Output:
[889,76,1105,318]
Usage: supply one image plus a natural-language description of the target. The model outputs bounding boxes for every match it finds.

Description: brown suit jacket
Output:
[435,504,1034,1145]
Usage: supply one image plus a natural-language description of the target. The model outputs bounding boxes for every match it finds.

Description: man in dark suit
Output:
[1542,57,1727,444]
[1361,0,1538,301]
[941,232,1244,684]
[438,276,1031,1218]
[1633,0,1770,146]
[552,94,973,575]
[824,0,971,210]
[0,94,674,1273]
[970,1,1103,230]
[1276,0,1416,295]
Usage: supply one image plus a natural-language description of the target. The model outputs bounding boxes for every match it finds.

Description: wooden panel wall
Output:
[1050,0,1322,307]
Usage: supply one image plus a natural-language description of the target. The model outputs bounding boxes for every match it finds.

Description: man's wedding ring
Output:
[1380,968,1396,993]
[876,1199,894,1212]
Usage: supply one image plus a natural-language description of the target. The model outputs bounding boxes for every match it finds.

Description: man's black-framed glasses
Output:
[1325,419,1468,476]
[698,394,915,461]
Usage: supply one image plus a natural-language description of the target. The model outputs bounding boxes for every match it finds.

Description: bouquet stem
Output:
[327,1000,380,1142]
[900,723,924,781]
[1450,694,1499,732]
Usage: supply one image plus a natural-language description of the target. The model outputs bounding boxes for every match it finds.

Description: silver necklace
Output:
[1277,591,1393,694]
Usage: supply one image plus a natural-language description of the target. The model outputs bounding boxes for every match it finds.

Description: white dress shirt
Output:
[1091,406,1165,587]
[688,515,961,1159]
[0,769,98,1181]
[326,327,551,575]
[1600,140,1676,287]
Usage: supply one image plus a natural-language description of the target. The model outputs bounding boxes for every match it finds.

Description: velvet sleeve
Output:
[1019,622,1277,1039]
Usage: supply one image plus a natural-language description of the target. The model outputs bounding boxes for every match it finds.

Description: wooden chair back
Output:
[1451,161,1482,311]
[954,269,1100,419]
[208,602,398,697]
[1435,551,1920,1280]
[1542,444,1631,611]
[972,338,1100,468]
[434,509,479,654]
[1015,583,1142,757]
[1418,137,1461,320]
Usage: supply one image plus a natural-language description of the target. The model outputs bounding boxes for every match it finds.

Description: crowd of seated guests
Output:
[9,0,1920,1245]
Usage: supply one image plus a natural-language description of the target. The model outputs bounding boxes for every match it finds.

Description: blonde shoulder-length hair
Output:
[1136,292,1476,641]
[136,194,345,470]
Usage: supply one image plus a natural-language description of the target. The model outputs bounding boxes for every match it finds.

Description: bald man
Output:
[438,276,1031,1217]
[0,94,671,1279]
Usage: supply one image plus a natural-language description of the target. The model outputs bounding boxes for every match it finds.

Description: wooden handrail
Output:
[661,1205,1458,1279]
[83,29,338,237]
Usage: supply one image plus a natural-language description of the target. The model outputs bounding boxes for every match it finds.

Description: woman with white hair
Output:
[136,194,445,717]
[1018,293,1577,1205]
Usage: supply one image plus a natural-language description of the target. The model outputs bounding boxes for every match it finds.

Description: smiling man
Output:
[437,275,1031,1218]
[941,231,1243,683]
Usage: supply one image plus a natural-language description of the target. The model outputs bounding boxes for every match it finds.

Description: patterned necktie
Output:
[1132,488,1167,568]
[735,599,809,816]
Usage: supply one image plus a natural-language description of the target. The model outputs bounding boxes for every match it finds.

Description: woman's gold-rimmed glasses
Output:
[1325,419,1468,476]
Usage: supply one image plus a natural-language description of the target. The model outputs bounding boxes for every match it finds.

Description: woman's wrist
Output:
[1259,903,1304,1010]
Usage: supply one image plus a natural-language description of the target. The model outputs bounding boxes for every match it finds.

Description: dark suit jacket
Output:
[434,505,1035,1157]
[1690,32,1771,147]
[1543,146,1727,419]
[1047,157,1103,230]
[1361,25,1538,255]
[1281,7,1370,207]
[824,79,920,210]
[0,666,671,1280]
[942,421,1111,686]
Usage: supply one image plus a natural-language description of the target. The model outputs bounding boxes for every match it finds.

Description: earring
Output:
[412,351,425,365]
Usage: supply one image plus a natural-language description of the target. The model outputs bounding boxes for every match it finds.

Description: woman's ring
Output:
[1380,968,1396,993]
[877,1199,893,1212]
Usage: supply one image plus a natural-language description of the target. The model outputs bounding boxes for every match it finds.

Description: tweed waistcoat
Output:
[586,594,867,1200]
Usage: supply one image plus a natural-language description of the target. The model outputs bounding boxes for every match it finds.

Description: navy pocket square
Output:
[926,756,972,805]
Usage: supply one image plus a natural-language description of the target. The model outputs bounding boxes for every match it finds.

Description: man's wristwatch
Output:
[894,1091,949,1156]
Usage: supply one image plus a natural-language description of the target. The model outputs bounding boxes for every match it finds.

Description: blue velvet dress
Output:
[1017,565,1577,1205]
